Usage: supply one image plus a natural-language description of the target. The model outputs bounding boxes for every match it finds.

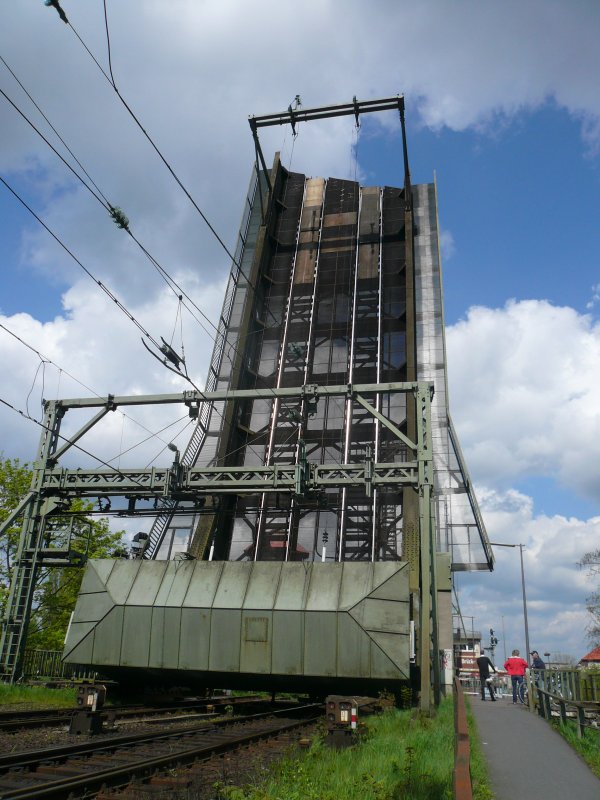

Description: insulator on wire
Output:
[44,0,68,24]
[109,206,130,230]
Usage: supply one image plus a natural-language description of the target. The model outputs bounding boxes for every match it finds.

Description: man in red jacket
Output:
[504,649,528,704]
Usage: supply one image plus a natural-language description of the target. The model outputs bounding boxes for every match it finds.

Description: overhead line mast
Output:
[249,96,409,218]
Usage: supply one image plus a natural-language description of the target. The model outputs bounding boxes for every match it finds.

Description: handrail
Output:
[536,686,600,739]
[453,677,473,800]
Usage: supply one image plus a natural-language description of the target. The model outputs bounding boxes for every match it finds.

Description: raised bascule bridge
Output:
[0,97,492,711]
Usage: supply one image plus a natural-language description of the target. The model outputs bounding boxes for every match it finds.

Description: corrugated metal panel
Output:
[64,559,411,685]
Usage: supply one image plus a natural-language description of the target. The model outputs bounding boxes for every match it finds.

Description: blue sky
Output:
[1,1,599,662]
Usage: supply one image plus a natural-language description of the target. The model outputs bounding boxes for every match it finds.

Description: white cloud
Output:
[0,275,226,467]
[439,229,455,261]
[587,283,600,310]
[2,0,600,295]
[457,486,600,660]
[447,299,600,504]
[447,298,600,659]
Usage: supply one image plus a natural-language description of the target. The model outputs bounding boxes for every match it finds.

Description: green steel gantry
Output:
[0,380,439,710]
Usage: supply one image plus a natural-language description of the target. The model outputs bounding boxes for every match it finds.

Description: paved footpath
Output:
[469,694,600,799]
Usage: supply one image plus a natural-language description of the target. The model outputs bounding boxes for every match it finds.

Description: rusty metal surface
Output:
[453,677,473,800]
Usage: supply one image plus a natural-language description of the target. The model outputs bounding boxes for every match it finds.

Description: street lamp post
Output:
[544,651,551,669]
[490,542,530,660]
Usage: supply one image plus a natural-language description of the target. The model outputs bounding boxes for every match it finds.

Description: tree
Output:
[0,456,126,651]
[0,457,32,617]
[579,547,600,647]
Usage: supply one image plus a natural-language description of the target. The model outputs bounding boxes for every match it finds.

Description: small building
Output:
[578,645,600,669]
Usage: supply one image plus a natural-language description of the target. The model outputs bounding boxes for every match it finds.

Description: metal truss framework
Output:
[0,380,439,708]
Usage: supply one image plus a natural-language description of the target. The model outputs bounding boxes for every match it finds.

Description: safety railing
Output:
[21,649,97,681]
[537,686,600,738]
[530,668,600,737]
[530,668,600,705]
[453,677,473,800]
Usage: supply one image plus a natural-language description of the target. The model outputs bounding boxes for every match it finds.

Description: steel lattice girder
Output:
[40,461,421,497]
[0,381,433,537]
[34,382,433,500]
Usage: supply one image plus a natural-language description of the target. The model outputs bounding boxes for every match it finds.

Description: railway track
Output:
[0,695,264,733]
[0,704,320,799]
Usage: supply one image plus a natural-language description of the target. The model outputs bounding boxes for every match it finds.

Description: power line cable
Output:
[0,320,183,449]
[81,3,281,348]
[0,394,151,488]
[0,173,276,464]
[110,413,192,466]
[0,67,252,373]
[0,55,111,207]
[66,3,263,302]
[1,49,299,471]
[0,319,264,472]
[0,86,108,209]
[0,174,163,352]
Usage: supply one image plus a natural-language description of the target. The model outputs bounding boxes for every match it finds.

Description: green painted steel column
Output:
[0,401,63,682]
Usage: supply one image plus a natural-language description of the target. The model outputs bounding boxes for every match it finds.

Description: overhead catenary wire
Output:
[0,72,292,474]
[0,320,184,450]
[2,40,304,476]
[0,394,152,489]
[65,3,264,304]
[0,319,265,476]
[0,174,162,353]
[0,174,271,464]
[0,55,110,207]
[0,67,258,377]
[24,358,47,420]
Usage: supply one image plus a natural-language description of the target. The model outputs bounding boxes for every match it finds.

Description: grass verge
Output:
[464,699,495,800]
[215,695,492,800]
[0,684,78,710]
[550,718,600,778]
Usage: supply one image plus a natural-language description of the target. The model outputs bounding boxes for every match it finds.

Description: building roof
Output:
[579,645,600,663]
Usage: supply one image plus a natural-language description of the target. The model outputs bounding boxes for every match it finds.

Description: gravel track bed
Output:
[101,722,320,800]
[0,715,223,756]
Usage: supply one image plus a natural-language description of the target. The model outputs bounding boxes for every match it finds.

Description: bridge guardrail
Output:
[21,649,97,681]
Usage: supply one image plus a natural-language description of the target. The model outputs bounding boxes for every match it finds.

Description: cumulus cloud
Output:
[447,299,600,504]
[457,486,600,659]
[2,0,600,293]
[0,274,226,467]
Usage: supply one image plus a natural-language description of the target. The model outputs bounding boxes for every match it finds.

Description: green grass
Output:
[465,699,495,800]
[551,718,600,778]
[0,683,78,710]
[215,696,492,800]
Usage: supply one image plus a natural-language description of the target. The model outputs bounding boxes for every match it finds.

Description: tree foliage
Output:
[0,456,126,651]
[579,547,600,647]
[0,457,32,615]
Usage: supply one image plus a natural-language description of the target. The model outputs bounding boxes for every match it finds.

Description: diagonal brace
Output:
[50,403,115,463]
[353,393,417,451]
[0,491,36,538]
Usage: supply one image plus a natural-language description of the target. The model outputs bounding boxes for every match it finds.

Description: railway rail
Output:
[0,703,321,799]
[0,695,264,733]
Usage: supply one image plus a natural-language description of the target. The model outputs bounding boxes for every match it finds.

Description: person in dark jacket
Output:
[476,654,497,700]
[530,651,545,669]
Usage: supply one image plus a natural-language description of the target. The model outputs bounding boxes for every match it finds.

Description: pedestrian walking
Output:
[476,654,497,701]
[504,649,528,704]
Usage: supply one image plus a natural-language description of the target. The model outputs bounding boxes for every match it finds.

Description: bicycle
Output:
[517,678,528,705]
